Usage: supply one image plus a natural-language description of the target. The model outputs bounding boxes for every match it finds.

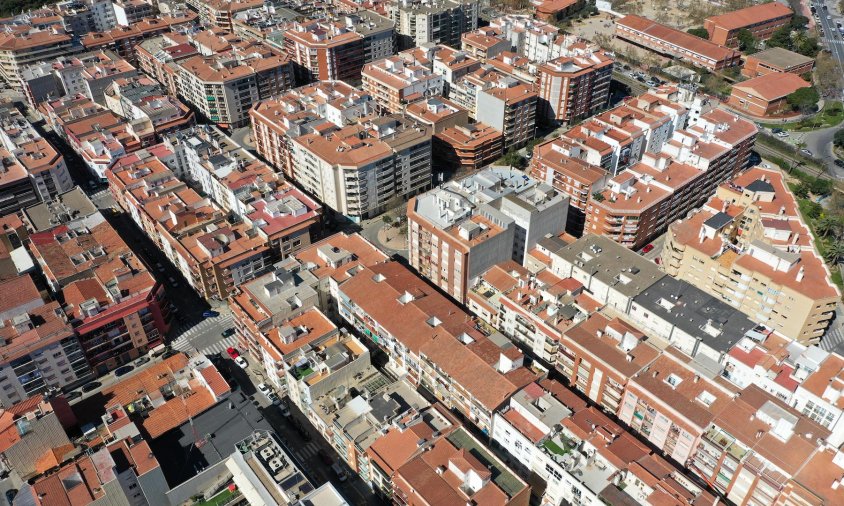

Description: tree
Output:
[814,53,844,98]
[835,129,844,149]
[793,182,811,199]
[766,26,793,49]
[382,214,393,227]
[816,216,839,236]
[810,178,834,196]
[735,29,758,54]
[498,148,525,168]
[787,86,820,114]
[687,27,709,39]
[825,241,844,264]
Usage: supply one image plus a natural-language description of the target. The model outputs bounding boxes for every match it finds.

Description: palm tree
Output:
[824,241,844,264]
[816,216,839,237]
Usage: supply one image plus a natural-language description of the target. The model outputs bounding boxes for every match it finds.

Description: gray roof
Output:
[554,235,664,298]
[633,276,756,354]
[750,47,815,69]
[22,186,98,232]
[704,211,733,230]
[745,179,775,193]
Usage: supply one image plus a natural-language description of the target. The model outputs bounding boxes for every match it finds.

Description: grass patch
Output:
[195,489,238,506]
[543,438,570,456]
[763,101,844,131]
[793,197,844,291]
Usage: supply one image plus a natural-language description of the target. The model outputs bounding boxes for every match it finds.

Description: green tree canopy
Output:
[735,29,758,54]
[834,129,844,148]
[787,87,820,113]
[687,27,710,39]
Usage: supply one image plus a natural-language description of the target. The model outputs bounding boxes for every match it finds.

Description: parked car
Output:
[81,381,101,393]
[771,128,783,134]
[331,463,348,482]
[801,148,813,157]
[65,391,82,401]
[834,159,844,168]
[235,356,248,369]
[114,365,134,377]
[642,243,655,254]
[257,383,271,396]
[279,403,291,417]
[776,131,789,138]
[202,310,220,318]
[267,392,281,405]
[221,328,236,337]
[135,357,150,366]
[226,347,240,359]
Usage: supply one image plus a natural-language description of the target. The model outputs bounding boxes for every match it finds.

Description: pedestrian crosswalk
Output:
[293,441,322,460]
[170,315,233,354]
[821,324,844,353]
[199,336,238,357]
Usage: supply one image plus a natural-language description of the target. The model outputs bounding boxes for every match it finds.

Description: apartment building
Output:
[305,356,430,479]
[23,189,170,374]
[0,105,72,209]
[728,72,811,117]
[365,403,460,499]
[228,258,320,367]
[461,27,510,61]
[80,13,198,66]
[112,0,155,26]
[290,115,432,221]
[434,122,504,173]
[584,153,707,250]
[615,15,741,71]
[489,15,558,63]
[135,32,199,96]
[468,261,596,366]
[361,56,444,113]
[791,352,844,442]
[249,81,376,179]
[662,167,839,343]
[292,232,389,318]
[21,50,138,106]
[491,380,716,506]
[0,275,92,406]
[0,394,76,480]
[475,74,537,150]
[103,76,195,140]
[408,167,567,302]
[163,126,321,255]
[338,260,540,432]
[388,0,478,50]
[405,96,470,133]
[543,235,664,313]
[560,88,691,177]
[742,47,814,78]
[628,275,758,361]
[342,11,397,63]
[689,383,829,502]
[705,2,793,48]
[0,26,74,87]
[393,426,531,506]
[529,137,609,234]
[175,40,294,128]
[429,44,481,92]
[187,0,265,30]
[284,20,366,83]
[487,52,540,84]
[538,51,613,124]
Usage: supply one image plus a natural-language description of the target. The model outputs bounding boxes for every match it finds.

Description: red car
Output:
[226,347,239,359]
[642,244,655,254]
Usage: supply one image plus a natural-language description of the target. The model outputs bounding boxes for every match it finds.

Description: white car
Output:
[776,131,789,138]
[235,356,248,369]
[257,383,271,396]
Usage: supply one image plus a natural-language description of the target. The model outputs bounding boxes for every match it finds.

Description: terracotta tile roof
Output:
[0,275,41,315]
[199,365,230,398]
[618,15,740,62]
[705,2,792,31]
[732,72,810,101]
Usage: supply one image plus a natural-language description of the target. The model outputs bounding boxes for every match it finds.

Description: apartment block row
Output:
[3,188,172,394]
[250,81,433,222]
[0,104,73,216]
[107,130,321,301]
[464,232,844,504]
[663,166,839,343]
[530,87,756,241]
